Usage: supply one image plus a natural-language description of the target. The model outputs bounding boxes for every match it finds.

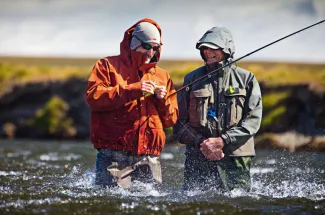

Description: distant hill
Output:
[1,56,325,91]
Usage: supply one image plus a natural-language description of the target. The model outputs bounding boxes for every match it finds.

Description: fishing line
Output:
[168,19,325,101]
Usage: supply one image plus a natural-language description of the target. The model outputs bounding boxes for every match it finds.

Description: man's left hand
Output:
[154,85,167,99]
[200,137,225,160]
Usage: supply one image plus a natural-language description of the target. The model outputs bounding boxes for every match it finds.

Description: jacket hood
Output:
[196,27,235,59]
[120,18,162,68]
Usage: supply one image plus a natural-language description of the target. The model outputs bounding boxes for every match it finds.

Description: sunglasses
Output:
[133,35,160,51]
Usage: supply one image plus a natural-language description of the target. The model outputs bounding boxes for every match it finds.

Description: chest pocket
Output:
[189,88,211,127]
[224,88,246,128]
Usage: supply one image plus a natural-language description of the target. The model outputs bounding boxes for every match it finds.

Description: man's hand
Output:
[200,137,225,160]
[154,85,167,99]
[141,81,156,96]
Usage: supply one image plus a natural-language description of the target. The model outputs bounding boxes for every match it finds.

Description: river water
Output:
[0,140,324,215]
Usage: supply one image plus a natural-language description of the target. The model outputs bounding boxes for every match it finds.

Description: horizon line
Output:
[1,55,325,65]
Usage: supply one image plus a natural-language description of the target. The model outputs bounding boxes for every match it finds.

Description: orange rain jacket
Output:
[84,18,179,156]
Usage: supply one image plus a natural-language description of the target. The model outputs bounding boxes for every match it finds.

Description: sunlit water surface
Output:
[0,140,324,214]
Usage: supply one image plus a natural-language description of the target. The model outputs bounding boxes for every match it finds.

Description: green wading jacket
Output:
[174,63,262,156]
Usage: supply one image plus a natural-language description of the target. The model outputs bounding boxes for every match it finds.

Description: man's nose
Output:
[146,48,154,55]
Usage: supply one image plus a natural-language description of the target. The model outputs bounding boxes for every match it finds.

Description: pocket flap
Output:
[224,87,246,96]
[192,88,211,97]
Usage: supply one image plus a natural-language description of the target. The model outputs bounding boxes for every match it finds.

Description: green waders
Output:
[183,149,252,192]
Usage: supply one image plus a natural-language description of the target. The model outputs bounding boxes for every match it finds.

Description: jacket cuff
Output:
[193,134,205,149]
[221,133,231,145]
[152,95,166,104]
[125,82,143,100]
[152,96,169,112]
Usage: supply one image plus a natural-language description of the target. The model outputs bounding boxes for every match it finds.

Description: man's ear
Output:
[200,49,207,61]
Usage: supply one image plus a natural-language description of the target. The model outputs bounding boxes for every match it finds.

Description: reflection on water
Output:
[0,140,324,214]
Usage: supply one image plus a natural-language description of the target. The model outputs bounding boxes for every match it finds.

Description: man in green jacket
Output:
[173,27,262,192]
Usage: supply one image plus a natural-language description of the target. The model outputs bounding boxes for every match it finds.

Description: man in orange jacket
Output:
[84,18,178,188]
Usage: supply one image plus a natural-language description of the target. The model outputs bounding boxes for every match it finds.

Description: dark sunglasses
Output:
[133,35,160,51]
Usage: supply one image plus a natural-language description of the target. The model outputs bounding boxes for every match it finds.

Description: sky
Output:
[1,0,325,62]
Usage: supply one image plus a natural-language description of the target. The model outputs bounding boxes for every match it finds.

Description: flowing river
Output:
[0,140,324,214]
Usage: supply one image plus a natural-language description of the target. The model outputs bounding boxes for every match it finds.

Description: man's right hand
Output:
[200,137,225,160]
[141,81,156,96]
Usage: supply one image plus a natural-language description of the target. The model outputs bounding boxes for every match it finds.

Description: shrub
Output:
[27,96,76,138]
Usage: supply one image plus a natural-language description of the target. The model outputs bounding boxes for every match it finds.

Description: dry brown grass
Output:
[1,56,325,91]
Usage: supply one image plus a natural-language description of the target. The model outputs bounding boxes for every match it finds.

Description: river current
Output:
[0,140,324,214]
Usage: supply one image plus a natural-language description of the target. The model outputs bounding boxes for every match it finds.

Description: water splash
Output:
[1,141,324,214]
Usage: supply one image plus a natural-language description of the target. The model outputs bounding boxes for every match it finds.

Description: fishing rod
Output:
[168,19,325,99]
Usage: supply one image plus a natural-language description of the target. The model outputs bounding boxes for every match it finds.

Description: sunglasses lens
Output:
[142,43,152,50]
[134,35,160,51]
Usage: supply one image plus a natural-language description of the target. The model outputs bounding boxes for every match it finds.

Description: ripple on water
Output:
[39,152,81,161]
[251,167,275,174]
[0,197,70,209]
[7,151,31,158]
[0,171,24,176]
[160,153,174,160]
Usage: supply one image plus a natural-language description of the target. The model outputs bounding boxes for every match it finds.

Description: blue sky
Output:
[1,0,325,62]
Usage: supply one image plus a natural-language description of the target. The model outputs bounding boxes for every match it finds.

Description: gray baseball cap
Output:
[130,22,161,50]
[198,43,221,50]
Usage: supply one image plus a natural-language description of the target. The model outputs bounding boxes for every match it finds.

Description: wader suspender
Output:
[221,77,227,134]
[212,66,229,137]
[215,74,220,137]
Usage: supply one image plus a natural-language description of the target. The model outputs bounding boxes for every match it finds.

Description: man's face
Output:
[202,47,225,64]
[135,42,160,64]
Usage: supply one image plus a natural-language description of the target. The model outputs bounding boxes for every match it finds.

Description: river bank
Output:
[1,57,325,152]
[1,78,325,152]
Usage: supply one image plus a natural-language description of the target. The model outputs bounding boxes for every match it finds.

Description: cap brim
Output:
[145,40,161,45]
[198,43,220,50]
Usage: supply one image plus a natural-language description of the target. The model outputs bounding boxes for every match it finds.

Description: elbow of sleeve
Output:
[84,95,93,109]
[85,99,100,111]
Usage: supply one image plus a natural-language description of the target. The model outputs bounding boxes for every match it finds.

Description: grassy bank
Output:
[1,56,325,92]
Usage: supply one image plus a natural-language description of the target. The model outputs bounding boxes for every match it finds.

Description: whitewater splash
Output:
[58,151,324,202]
[1,141,324,214]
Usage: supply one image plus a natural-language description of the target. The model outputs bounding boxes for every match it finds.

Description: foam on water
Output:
[252,179,325,200]
[0,171,23,176]
[39,152,81,161]
[160,152,174,160]
[0,198,69,209]
[251,167,275,174]
[54,162,325,202]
